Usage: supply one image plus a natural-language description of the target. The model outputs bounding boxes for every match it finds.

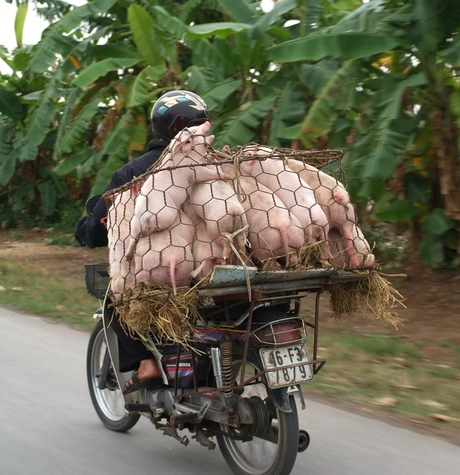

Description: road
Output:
[1,306,459,475]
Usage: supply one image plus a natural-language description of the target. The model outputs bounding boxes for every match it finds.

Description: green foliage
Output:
[0,195,83,231]
[71,57,143,89]
[0,0,459,267]
[270,32,400,62]
[0,85,24,119]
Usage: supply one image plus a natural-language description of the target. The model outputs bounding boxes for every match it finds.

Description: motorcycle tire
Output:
[86,319,140,432]
[216,356,299,475]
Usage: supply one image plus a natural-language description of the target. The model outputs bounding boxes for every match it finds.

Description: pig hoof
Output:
[363,254,375,268]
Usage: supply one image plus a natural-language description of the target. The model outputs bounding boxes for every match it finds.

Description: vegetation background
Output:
[0,0,459,269]
[0,0,459,445]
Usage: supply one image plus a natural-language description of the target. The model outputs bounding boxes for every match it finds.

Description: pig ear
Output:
[200,121,211,133]
[131,183,141,196]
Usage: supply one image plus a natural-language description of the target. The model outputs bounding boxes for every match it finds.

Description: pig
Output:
[106,187,137,300]
[188,179,249,268]
[125,121,231,260]
[237,146,333,266]
[328,227,375,268]
[228,174,306,269]
[181,204,219,278]
[132,210,195,294]
[287,159,375,268]
[188,218,231,279]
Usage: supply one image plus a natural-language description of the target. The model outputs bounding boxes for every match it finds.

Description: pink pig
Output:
[188,218,230,279]
[328,228,375,268]
[230,174,305,269]
[106,187,137,299]
[132,211,195,294]
[125,121,230,260]
[238,146,333,266]
[188,179,249,266]
[287,159,374,269]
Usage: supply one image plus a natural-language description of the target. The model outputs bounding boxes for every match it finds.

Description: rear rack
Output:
[196,265,369,301]
[195,265,371,379]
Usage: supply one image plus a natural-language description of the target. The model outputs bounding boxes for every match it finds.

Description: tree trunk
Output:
[432,107,460,220]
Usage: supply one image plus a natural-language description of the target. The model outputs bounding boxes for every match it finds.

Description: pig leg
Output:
[354,225,375,268]
[363,253,375,268]
[190,257,217,280]
[331,192,375,268]
[125,204,179,260]
[215,215,250,265]
[343,232,360,268]
[328,228,348,267]
[339,202,362,268]
[193,165,233,182]
[124,216,142,260]
[312,224,334,267]
[191,220,226,279]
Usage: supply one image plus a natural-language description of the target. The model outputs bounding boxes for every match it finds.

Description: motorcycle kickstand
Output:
[192,428,216,450]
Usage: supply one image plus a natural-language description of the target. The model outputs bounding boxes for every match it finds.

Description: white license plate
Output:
[260,343,313,389]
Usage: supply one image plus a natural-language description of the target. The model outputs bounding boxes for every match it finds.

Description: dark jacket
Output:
[74,140,167,248]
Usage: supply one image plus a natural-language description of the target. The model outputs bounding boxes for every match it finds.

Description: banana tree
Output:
[269,0,460,267]
[1,0,314,217]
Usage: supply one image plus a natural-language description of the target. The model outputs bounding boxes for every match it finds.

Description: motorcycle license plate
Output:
[260,343,313,389]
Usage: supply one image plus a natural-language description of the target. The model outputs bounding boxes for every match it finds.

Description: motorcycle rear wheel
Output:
[86,319,140,432]
[217,357,299,475]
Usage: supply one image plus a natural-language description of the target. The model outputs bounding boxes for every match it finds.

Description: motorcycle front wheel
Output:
[86,319,140,432]
[217,356,299,475]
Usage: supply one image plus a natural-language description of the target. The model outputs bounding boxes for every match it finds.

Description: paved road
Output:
[1,306,459,475]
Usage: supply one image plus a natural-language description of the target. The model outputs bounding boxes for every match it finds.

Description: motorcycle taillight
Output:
[253,317,307,345]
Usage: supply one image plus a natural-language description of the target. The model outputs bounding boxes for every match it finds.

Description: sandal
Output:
[123,371,163,395]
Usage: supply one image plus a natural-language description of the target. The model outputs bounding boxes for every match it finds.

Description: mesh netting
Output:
[100,124,393,336]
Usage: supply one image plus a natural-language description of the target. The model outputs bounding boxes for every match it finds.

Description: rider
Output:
[75,90,211,394]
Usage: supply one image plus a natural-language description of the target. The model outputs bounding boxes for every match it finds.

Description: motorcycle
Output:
[81,192,372,475]
[85,256,370,475]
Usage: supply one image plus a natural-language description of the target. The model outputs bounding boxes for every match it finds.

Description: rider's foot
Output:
[123,359,163,394]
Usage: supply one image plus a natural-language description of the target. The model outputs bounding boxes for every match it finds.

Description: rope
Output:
[223,224,252,301]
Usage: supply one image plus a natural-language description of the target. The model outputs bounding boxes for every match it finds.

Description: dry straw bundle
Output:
[329,269,405,327]
[113,282,202,350]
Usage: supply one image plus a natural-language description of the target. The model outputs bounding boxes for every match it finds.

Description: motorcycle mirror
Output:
[85,195,102,217]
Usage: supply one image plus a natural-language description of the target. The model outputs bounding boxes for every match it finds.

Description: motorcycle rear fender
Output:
[267,386,293,413]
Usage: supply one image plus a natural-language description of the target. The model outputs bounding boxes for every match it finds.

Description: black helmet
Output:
[151,90,210,140]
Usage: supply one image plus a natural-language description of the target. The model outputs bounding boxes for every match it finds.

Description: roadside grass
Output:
[1,254,459,439]
[304,328,460,434]
[0,260,99,329]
